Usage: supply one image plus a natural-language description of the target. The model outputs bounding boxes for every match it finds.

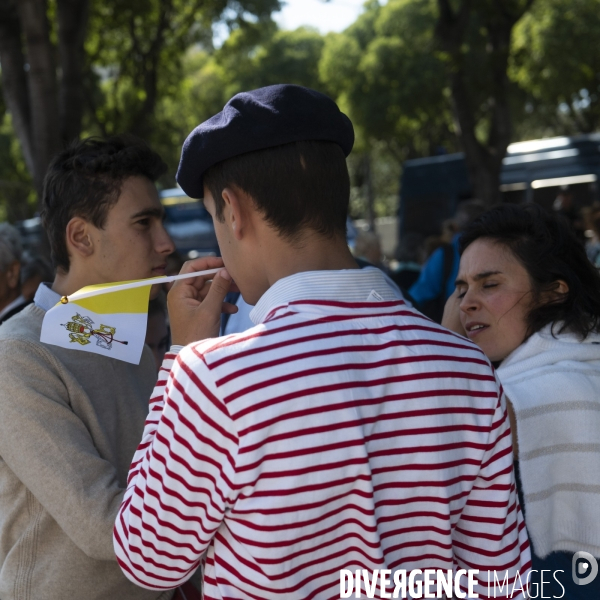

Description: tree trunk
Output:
[18,0,60,196]
[128,0,173,139]
[448,68,506,206]
[0,0,35,176]
[436,0,534,206]
[57,0,90,144]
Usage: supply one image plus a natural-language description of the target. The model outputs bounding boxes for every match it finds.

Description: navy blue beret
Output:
[176,84,355,198]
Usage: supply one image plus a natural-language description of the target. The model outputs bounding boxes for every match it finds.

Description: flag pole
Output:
[59,268,222,304]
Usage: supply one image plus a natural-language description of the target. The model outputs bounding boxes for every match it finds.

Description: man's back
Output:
[0,304,172,600]
[115,269,530,599]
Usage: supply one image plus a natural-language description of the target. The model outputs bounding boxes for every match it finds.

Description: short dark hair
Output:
[459,203,600,340]
[203,140,350,242]
[41,135,167,272]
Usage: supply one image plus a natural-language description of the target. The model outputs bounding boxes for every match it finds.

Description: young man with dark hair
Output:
[115,85,530,599]
[0,136,178,600]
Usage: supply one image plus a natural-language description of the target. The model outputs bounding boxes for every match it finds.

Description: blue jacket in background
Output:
[409,234,460,305]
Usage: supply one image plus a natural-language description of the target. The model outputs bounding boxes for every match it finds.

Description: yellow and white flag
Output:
[40,268,220,364]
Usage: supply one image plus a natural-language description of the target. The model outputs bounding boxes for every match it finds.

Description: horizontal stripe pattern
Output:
[115,294,530,599]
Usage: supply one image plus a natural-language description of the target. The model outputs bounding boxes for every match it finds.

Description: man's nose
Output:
[156,223,175,255]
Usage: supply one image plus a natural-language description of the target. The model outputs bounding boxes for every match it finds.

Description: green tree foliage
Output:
[85,0,279,138]
[0,95,35,223]
[511,0,600,135]
[83,0,281,181]
[319,0,457,220]
[0,0,281,210]
[320,0,456,159]
[4,0,600,223]
[155,22,327,177]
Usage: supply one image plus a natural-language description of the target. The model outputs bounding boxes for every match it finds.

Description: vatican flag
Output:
[40,268,220,364]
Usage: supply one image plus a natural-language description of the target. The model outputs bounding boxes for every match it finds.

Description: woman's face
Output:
[456,238,534,362]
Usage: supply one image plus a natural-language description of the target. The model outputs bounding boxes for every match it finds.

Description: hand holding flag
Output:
[40,258,238,364]
[167,257,238,346]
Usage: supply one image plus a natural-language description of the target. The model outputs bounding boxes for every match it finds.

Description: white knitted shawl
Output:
[497,324,600,558]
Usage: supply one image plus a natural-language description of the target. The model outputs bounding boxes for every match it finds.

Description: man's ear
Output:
[65,217,94,259]
[221,187,246,241]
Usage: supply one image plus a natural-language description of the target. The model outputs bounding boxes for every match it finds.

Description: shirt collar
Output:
[33,282,61,312]
[249,267,403,325]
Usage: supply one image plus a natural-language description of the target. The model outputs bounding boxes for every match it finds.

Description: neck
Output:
[52,265,101,297]
[261,230,359,288]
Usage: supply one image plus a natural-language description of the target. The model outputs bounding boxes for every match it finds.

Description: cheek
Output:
[485,292,520,323]
[491,295,530,349]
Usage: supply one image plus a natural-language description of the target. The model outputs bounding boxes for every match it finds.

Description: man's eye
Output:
[136,219,150,227]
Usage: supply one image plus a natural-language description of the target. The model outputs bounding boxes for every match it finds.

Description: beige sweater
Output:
[0,304,174,600]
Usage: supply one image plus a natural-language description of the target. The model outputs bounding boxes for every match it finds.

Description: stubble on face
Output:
[91,176,174,284]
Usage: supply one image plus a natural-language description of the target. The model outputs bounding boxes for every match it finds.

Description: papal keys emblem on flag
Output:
[62,313,129,350]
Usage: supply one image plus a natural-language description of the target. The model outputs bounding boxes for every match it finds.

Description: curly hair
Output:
[459,203,600,340]
[41,135,167,272]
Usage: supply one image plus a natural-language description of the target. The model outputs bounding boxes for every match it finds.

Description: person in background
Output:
[20,253,54,302]
[585,208,600,268]
[0,136,188,600]
[553,185,585,241]
[0,223,30,325]
[409,199,485,322]
[146,294,170,371]
[115,84,530,599]
[443,203,600,599]
[389,232,423,296]
[353,229,386,271]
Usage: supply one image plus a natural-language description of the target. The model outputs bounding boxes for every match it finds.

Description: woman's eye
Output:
[483,283,498,289]
[457,290,466,299]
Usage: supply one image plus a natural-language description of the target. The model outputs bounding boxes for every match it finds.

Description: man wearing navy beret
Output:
[115,85,531,599]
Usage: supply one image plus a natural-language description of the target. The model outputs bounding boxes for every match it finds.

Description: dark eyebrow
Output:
[130,207,164,220]
[455,270,502,286]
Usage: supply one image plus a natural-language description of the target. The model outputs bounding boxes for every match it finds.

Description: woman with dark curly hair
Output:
[443,203,600,598]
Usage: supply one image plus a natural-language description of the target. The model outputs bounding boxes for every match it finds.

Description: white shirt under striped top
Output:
[114,268,531,599]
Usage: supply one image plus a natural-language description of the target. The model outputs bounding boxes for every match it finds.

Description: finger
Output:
[179,257,224,275]
[170,258,225,296]
[199,269,234,315]
[195,278,213,301]
[221,302,239,315]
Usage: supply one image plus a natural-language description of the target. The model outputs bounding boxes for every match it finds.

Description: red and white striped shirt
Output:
[115,268,531,599]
